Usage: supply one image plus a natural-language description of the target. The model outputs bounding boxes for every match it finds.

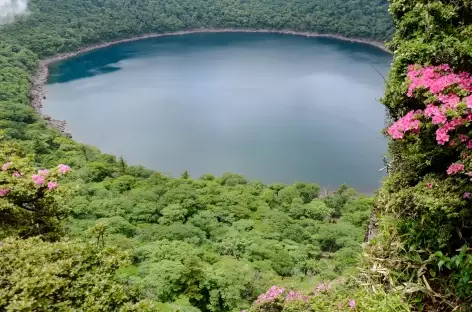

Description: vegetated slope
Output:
[0,0,393,57]
[0,1,395,311]
[362,0,472,311]
[0,44,374,309]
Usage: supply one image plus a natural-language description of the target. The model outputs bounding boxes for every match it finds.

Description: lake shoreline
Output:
[30,28,391,134]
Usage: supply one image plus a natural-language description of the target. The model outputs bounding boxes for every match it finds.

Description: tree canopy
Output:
[0,0,393,58]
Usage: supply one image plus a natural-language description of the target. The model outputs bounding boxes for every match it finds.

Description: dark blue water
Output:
[45,32,391,192]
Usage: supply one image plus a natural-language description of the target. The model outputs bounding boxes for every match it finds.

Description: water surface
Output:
[45,32,391,192]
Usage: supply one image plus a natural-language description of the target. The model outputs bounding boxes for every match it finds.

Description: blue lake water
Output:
[45,32,391,192]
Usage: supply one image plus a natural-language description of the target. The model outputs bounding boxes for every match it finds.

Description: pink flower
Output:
[464,192,471,199]
[349,299,356,309]
[406,64,460,97]
[2,162,12,171]
[58,164,71,174]
[447,163,465,175]
[424,104,440,118]
[47,181,58,190]
[431,112,447,125]
[0,188,9,197]
[286,290,305,302]
[256,286,285,304]
[438,93,460,109]
[31,174,46,185]
[12,171,22,177]
[466,96,472,109]
[436,128,450,145]
[388,110,422,139]
[38,169,49,176]
[313,282,331,296]
[426,183,433,189]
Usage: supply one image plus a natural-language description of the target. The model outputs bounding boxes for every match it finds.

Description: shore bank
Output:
[31,28,391,134]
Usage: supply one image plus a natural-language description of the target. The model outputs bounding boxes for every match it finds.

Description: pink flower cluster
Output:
[387,110,421,139]
[58,164,71,174]
[32,169,49,186]
[389,64,472,144]
[255,286,285,304]
[285,290,310,302]
[2,162,12,171]
[1,162,71,199]
[447,163,465,175]
[28,165,70,188]
[253,284,359,310]
[407,64,472,97]
[48,181,58,190]
[0,188,10,197]
[313,282,332,296]
[388,64,472,178]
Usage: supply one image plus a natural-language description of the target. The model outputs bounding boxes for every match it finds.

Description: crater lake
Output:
[45,32,391,192]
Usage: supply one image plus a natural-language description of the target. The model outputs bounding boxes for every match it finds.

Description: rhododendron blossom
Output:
[38,169,49,176]
[31,174,46,185]
[464,192,471,199]
[389,64,472,178]
[255,286,285,304]
[447,163,465,175]
[436,128,450,145]
[406,64,470,97]
[387,110,422,139]
[285,290,309,302]
[0,188,9,197]
[2,162,12,171]
[313,282,332,296]
[48,181,58,190]
[58,164,71,174]
[12,171,21,177]
[466,96,472,108]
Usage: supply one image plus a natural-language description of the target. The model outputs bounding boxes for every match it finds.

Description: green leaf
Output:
[438,260,445,270]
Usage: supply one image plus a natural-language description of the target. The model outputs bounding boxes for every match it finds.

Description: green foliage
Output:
[433,245,472,299]
[0,237,154,311]
[0,140,71,240]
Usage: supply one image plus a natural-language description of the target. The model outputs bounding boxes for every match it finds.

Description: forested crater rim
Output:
[31,28,391,134]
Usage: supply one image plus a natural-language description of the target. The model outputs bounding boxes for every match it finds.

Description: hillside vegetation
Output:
[0,1,395,311]
[364,0,472,310]
[2,0,472,311]
[0,0,393,57]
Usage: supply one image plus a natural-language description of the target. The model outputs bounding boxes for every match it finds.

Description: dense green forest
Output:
[0,0,395,311]
[1,0,472,311]
[0,0,393,57]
